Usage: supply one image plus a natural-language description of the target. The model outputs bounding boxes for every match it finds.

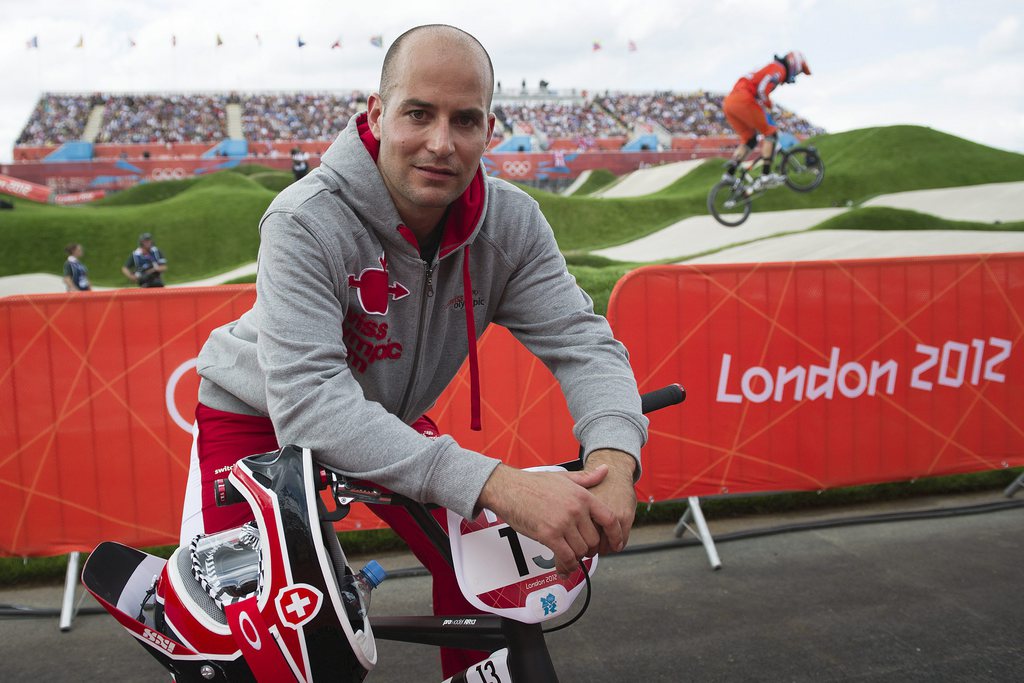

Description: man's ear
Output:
[484,112,496,146]
[367,92,384,140]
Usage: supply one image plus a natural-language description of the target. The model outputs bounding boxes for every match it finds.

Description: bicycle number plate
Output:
[447,466,597,624]
[441,648,510,683]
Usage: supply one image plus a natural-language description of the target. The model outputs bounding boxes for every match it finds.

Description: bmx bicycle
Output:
[82,384,685,682]
[707,131,825,227]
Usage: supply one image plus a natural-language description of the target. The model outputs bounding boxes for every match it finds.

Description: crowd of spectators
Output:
[96,94,229,144]
[493,100,628,140]
[15,94,95,145]
[241,92,363,142]
[15,90,824,148]
[598,90,823,138]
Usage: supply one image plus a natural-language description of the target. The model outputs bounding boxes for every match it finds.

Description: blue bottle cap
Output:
[360,560,387,588]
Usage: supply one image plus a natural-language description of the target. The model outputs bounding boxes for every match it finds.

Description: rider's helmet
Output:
[784,51,811,82]
[83,445,377,682]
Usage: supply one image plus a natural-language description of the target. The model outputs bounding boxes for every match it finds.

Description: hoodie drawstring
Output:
[462,246,481,431]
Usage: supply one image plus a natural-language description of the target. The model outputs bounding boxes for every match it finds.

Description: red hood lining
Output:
[356,112,483,431]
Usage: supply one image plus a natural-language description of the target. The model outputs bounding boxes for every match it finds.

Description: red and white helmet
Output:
[786,51,811,79]
[83,445,377,682]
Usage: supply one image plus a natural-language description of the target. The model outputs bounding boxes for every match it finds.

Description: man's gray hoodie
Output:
[196,113,647,519]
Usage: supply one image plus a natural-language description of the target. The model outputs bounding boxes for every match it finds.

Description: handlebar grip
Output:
[640,384,686,414]
[214,478,247,507]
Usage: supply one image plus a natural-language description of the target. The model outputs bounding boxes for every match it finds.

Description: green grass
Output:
[3,125,1022,283]
[569,168,618,196]
[0,171,274,284]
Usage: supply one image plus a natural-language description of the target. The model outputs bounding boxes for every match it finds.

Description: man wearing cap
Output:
[121,232,168,287]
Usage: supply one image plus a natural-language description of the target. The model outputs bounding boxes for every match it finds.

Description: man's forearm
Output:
[585,448,636,479]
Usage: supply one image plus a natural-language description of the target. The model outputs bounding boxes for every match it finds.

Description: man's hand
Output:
[582,449,637,555]
[476,463,620,577]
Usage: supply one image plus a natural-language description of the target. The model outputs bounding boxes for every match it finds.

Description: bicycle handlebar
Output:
[641,383,686,414]
[215,384,686,508]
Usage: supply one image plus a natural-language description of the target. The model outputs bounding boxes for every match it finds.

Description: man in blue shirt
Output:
[121,232,168,287]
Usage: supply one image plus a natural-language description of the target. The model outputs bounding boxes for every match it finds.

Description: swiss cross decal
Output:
[275,583,324,630]
[348,253,410,316]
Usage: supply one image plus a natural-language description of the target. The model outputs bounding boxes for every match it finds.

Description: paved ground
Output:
[1,489,1021,682]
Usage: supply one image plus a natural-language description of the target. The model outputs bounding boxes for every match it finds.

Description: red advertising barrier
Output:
[0,288,577,557]
[0,172,52,203]
[608,255,1024,503]
[54,190,107,205]
[5,253,1021,556]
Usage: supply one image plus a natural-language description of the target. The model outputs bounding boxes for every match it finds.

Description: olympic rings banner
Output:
[607,254,1024,503]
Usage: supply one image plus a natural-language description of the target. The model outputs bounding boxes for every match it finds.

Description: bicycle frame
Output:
[84,384,686,683]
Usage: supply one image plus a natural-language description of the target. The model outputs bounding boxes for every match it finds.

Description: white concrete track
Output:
[861,181,1024,223]
[592,160,704,198]
[0,262,258,296]
[685,230,1024,264]
[593,208,846,262]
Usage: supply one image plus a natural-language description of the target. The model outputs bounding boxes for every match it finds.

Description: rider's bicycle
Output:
[82,384,685,682]
[707,131,825,227]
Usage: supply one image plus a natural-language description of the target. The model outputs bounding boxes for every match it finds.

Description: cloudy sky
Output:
[1,0,1021,163]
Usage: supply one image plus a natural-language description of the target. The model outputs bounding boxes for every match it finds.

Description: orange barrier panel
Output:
[608,254,1024,503]
[0,172,52,203]
[0,288,577,557]
[10,253,1019,557]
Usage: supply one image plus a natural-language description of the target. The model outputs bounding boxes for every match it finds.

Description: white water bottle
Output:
[339,560,387,626]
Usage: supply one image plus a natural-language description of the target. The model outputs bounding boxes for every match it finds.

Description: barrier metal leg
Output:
[672,497,722,571]
[1005,472,1024,498]
[59,551,80,632]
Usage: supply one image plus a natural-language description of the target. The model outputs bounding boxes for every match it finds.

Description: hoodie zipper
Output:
[396,259,435,420]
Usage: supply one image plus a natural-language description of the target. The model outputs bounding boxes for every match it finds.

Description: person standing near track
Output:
[722,51,811,192]
[62,242,91,291]
[121,232,168,287]
[181,24,648,678]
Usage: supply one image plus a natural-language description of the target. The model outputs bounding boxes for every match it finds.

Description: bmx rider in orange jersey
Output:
[722,51,811,193]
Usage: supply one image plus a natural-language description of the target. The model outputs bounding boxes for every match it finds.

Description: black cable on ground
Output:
[0,604,106,618]
[618,498,1024,557]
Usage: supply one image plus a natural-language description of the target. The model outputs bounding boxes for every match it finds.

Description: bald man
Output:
[185,24,647,677]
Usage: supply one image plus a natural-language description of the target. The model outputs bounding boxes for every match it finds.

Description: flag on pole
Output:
[331,38,342,49]
[592,41,602,51]
[26,36,39,49]
[370,35,383,48]
[216,34,224,47]
[628,40,637,52]
[297,36,306,48]
[255,33,262,46]
[75,35,84,48]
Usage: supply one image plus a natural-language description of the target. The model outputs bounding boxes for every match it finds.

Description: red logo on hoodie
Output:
[348,254,410,315]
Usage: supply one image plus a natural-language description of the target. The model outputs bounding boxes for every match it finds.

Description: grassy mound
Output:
[530,125,1024,250]
[570,168,618,196]
[0,171,275,284]
[2,125,1022,286]
[811,206,1024,232]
